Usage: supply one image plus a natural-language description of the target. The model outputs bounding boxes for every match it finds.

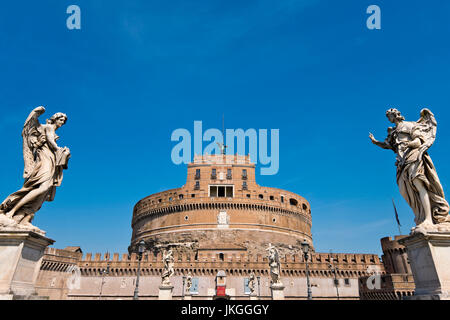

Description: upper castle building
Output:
[130,154,312,256]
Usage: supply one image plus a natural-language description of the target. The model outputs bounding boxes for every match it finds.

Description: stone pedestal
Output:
[270,283,285,300]
[399,231,450,300]
[184,293,192,300]
[0,229,54,300]
[249,292,259,300]
[158,285,174,300]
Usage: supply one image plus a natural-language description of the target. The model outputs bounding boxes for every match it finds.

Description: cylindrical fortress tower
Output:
[380,235,412,274]
[130,155,313,255]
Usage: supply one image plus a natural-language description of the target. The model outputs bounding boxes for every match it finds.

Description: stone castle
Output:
[33,154,413,299]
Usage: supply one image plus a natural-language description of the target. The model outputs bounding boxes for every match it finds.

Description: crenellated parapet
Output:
[72,250,384,278]
[380,236,411,274]
[40,247,82,272]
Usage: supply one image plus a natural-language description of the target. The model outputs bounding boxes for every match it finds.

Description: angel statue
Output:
[185,271,192,294]
[369,108,450,234]
[248,271,256,295]
[266,243,282,285]
[0,106,70,233]
[161,249,174,286]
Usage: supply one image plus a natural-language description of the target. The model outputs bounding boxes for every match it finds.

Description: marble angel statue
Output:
[0,106,70,232]
[369,108,450,233]
[248,271,256,295]
[185,271,192,294]
[266,243,282,285]
[161,249,175,286]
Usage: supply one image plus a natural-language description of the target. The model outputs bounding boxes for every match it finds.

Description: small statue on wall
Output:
[0,106,70,233]
[266,243,282,285]
[248,271,256,295]
[161,249,174,286]
[369,108,450,233]
[185,271,192,294]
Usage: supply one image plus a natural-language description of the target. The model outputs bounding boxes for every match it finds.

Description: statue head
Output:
[47,112,68,128]
[385,108,405,124]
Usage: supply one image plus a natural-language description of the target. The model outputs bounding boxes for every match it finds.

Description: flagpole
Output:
[392,198,402,235]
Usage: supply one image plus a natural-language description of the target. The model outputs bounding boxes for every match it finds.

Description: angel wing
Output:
[415,108,437,159]
[22,106,45,179]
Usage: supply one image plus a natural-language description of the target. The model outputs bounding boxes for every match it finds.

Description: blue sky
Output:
[1,0,450,256]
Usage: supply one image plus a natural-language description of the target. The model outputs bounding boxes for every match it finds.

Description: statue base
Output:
[184,293,192,300]
[399,231,450,300]
[0,215,46,236]
[270,283,285,300]
[158,284,174,300]
[0,229,54,299]
[249,292,259,300]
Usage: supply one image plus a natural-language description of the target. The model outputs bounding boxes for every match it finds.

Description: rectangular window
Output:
[227,169,232,179]
[190,278,199,294]
[226,186,233,197]
[218,186,225,197]
[244,278,251,295]
[281,195,284,203]
[210,186,218,197]
[243,181,248,190]
[194,181,200,190]
[242,169,247,179]
[344,278,350,286]
[195,169,200,179]
[209,185,233,198]
[211,168,217,179]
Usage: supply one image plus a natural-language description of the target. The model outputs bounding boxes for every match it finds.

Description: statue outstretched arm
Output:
[369,132,392,150]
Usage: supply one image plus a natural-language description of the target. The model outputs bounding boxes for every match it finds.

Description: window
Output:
[191,194,195,198]
[184,216,189,221]
[244,278,251,295]
[190,278,199,294]
[334,279,339,286]
[289,198,298,206]
[209,185,233,198]
[281,196,284,203]
[219,253,224,261]
[242,169,247,179]
[344,278,350,286]
[211,168,217,179]
[242,181,248,190]
[227,169,232,179]
[194,181,200,190]
[258,194,263,199]
[270,196,274,200]
[246,194,251,198]
[302,203,308,210]
[195,169,200,180]
[179,194,184,200]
